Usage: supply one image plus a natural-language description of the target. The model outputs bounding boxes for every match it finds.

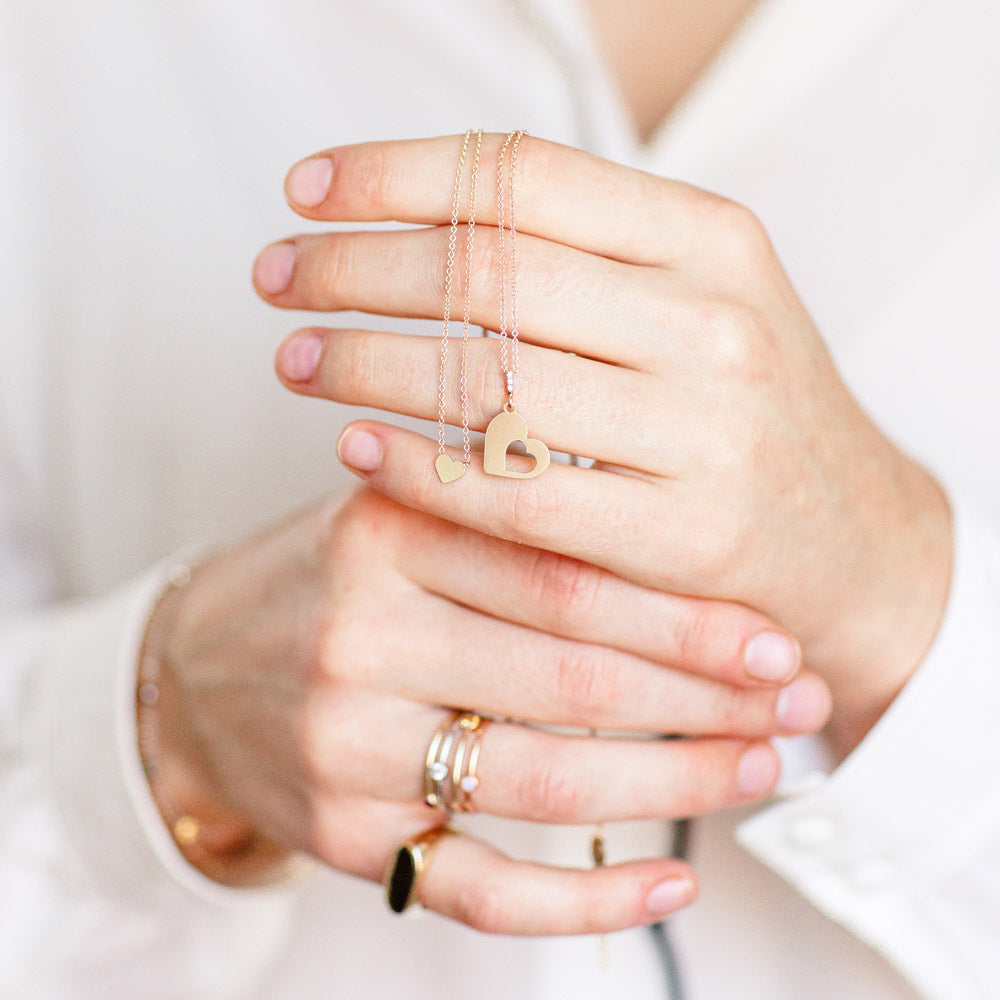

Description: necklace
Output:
[482,130,550,479]
[435,128,483,485]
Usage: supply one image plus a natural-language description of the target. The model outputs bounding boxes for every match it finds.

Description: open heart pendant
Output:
[482,407,550,479]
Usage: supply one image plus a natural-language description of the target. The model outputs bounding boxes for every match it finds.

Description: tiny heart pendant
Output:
[483,407,550,479]
[435,453,467,484]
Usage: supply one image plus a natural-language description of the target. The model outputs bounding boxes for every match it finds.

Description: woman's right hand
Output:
[143,486,829,935]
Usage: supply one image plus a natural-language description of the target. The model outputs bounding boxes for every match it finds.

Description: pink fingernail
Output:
[776,675,831,732]
[337,428,382,473]
[645,877,696,916]
[286,157,333,207]
[737,744,779,797]
[278,334,323,382]
[254,242,296,295]
[744,630,800,682]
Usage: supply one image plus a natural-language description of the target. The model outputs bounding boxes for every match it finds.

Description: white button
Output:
[847,858,895,891]
[786,814,837,849]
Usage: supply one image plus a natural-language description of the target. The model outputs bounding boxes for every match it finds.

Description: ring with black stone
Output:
[383,825,455,914]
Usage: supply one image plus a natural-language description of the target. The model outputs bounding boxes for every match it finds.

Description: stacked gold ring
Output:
[423,711,490,814]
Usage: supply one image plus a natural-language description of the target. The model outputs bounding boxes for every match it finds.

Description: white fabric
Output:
[2,0,999,997]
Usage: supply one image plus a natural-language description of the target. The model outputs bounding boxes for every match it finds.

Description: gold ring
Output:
[423,711,461,810]
[452,713,489,813]
[383,825,455,914]
[423,711,489,813]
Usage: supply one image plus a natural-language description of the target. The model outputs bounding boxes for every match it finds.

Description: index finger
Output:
[282,134,718,268]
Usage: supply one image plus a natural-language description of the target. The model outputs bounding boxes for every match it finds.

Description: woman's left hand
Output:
[254,134,952,755]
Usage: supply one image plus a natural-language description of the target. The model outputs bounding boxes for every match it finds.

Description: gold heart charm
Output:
[435,453,467,484]
[483,407,550,479]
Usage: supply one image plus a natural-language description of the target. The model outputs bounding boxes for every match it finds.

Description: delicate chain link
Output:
[496,129,525,410]
[438,129,482,465]
[437,131,470,455]
[496,134,510,382]
[507,130,524,397]
[459,129,483,463]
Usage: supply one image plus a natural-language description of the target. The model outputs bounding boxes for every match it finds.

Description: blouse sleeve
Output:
[0,540,312,999]
[739,498,1000,1000]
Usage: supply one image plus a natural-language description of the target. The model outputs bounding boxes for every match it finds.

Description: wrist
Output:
[137,562,291,887]
[822,456,953,757]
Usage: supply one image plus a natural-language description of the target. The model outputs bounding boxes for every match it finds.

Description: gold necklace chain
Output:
[437,130,550,484]
[496,129,525,409]
[436,128,483,479]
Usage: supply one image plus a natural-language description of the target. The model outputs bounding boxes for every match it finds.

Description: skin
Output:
[582,0,760,141]
[148,486,830,932]
[256,134,953,759]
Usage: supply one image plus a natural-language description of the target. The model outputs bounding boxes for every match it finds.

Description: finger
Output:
[276,327,669,471]
[256,227,673,371]
[419,834,697,935]
[471,729,782,824]
[362,591,824,736]
[392,511,801,687]
[316,800,698,935]
[282,134,727,271]
[296,680,792,828]
[334,420,699,596]
[308,692,789,822]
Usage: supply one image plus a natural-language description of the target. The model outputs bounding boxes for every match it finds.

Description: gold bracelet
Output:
[136,563,202,846]
[136,561,290,886]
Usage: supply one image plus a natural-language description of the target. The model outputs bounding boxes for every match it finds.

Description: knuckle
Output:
[351,143,402,213]
[689,520,747,584]
[526,550,603,625]
[400,458,436,512]
[702,301,765,378]
[516,750,580,823]
[686,191,773,272]
[706,686,757,736]
[315,488,381,564]
[452,878,509,935]
[505,477,561,543]
[554,645,618,719]
[669,748,727,816]
[299,696,345,787]
[669,604,715,667]
[471,342,555,425]
[518,138,557,208]
[709,196,771,255]
[468,338,504,423]
[309,805,384,881]
[454,227,501,308]
[312,234,357,308]
[310,495,406,675]
[713,195,763,235]
[317,605,371,685]
[328,333,379,401]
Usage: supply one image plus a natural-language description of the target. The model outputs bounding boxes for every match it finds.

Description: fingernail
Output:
[278,333,323,382]
[737,744,778,798]
[254,242,296,295]
[744,630,800,682]
[286,157,333,207]
[337,428,382,473]
[645,877,696,916]
[776,675,831,732]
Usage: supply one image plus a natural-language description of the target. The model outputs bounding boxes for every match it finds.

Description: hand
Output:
[144,487,828,932]
[256,134,952,755]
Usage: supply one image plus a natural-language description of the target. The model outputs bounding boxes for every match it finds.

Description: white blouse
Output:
[2,1,1000,997]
